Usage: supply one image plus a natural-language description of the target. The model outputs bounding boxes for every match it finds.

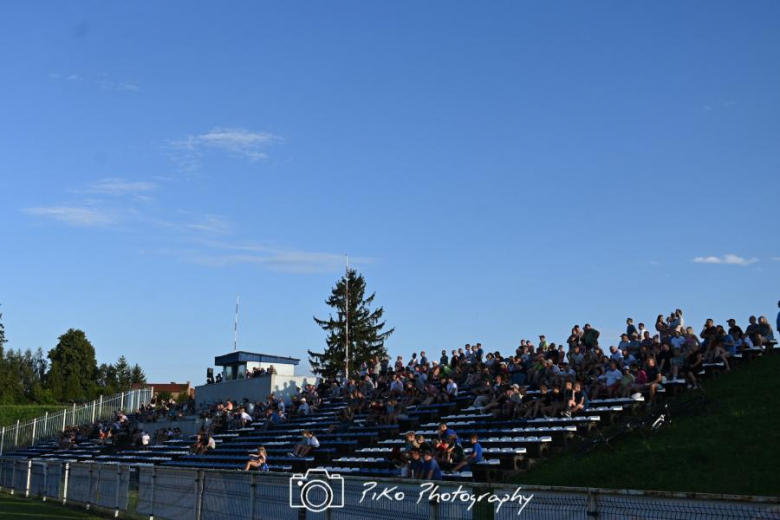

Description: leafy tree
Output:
[309,269,394,379]
[48,329,98,402]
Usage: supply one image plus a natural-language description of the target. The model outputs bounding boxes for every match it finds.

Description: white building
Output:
[194,351,315,406]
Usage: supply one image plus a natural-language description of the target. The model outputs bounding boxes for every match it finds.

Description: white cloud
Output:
[49,73,139,92]
[168,127,282,170]
[185,215,231,235]
[24,205,116,227]
[692,254,759,266]
[86,178,156,196]
[185,241,371,274]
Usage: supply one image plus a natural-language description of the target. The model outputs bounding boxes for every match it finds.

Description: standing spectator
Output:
[583,324,600,350]
[626,318,637,338]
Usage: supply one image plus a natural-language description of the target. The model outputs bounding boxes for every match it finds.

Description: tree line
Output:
[0,312,146,405]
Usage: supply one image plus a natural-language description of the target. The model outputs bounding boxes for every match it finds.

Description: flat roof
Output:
[214,351,300,367]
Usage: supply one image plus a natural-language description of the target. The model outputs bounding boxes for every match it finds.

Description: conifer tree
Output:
[309,269,393,379]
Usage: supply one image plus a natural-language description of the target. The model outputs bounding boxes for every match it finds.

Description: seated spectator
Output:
[244,446,269,472]
[595,361,622,398]
[565,381,586,416]
[238,407,253,428]
[289,430,319,458]
[452,433,483,473]
[405,448,424,479]
[421,450,442,480]
[682,344,703,389]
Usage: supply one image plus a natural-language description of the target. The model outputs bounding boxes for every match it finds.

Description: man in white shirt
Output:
[239,409,253,427]
[298,398,310,416]
[445,377,458,398]
[597,361,623,398]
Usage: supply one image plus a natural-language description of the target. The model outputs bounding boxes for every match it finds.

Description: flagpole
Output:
[345,255,349,381]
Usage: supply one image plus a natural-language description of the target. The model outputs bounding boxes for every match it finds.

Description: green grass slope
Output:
[0,493,106,519]
[511,354,780,497]
[0,406,65,428]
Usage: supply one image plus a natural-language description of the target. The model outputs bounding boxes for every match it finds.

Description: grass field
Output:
[0,406,66,428]
[511,353,780,496]
[0,493,106,519]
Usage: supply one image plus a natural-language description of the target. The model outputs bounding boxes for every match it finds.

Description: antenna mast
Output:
[344,255,349,381]
[233,295,240,352]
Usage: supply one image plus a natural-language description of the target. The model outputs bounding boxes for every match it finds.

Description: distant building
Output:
[132,382,194,400]
[194,351,315,406]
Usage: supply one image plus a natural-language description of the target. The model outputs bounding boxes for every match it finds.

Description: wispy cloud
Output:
[185,215,231,234]
[85,178,156,196]
[49,73,140,92]
[692,254,759,266]
[24,205,117,227]
[167,127,282,171]
[176,239,371,274]
[190,249,370,274]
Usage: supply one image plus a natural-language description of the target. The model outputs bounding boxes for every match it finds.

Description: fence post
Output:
[195,470,205,520]
[42,462,48,502]
[14,420,20,448]
[149,466,156,520]
[121,392,125,412]
[62,462,70,505]
[249,472,256,520]
[31,418,37,446]
[44,412,49,439]
[71,403,76,427]
[99,395,104,420]
[1,426,5,455]
[114,466,122,518]
[25,460,32,498]
[10,458,16,495]
[587,489,598,517]
[62,410,67,432]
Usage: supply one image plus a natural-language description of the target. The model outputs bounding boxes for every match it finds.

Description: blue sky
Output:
[1,1,778,383]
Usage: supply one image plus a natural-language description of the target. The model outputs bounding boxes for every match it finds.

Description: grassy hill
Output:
[511,353,780,497]
[0,405,65,428]
[0,493,105,520]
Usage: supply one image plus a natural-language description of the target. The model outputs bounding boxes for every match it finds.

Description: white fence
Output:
[0,388,154,455]
[1,459,779,519]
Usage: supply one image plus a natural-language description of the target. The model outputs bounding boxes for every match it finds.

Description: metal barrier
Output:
[2,459,779,519]
[0,387,154,455]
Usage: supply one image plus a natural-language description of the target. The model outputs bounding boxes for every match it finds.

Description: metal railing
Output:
[2,459,779,520]
[0,388,154,455]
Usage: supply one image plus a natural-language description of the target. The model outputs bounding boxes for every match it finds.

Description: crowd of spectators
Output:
[214,304,780,478]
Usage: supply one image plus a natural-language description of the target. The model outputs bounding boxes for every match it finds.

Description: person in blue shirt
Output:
[407,448,424,479]
[421,450,442,480]
[437,423,457,443]
[452,434,484,473]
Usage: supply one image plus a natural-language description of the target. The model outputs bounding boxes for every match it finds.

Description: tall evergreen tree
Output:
[114,355,133,391]
[130,364,147,385]
[309,269,394,379]
[48,329,98,402]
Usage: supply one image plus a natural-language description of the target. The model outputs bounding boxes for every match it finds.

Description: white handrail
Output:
[0,387,154,455]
